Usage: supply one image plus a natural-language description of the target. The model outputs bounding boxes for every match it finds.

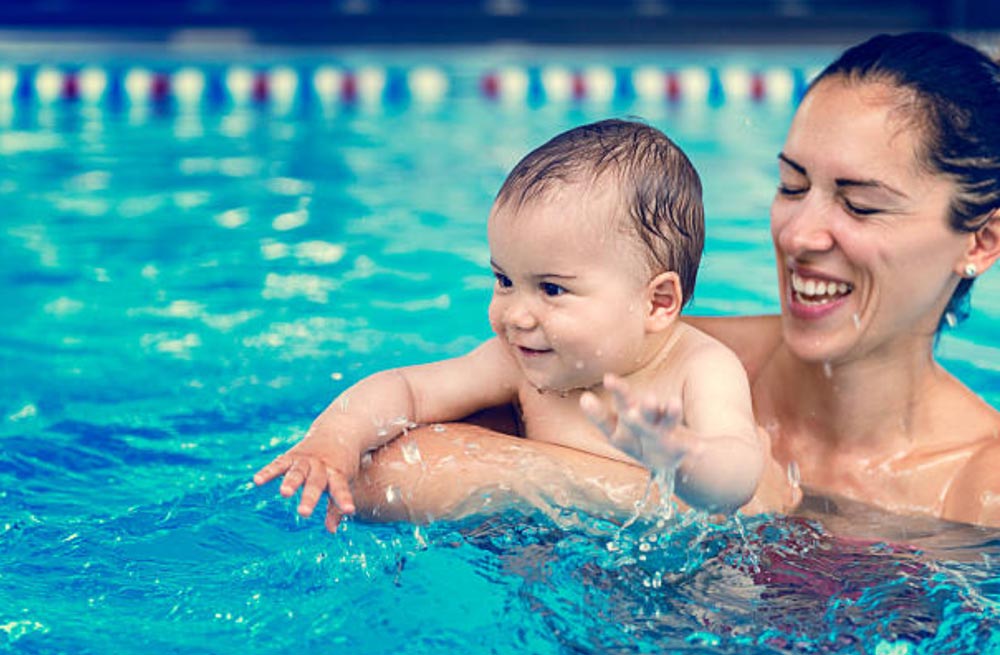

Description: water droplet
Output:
[430,423,446,432]
[385,485,400,503]
[575,360,584,370]
[331,372,343,381]
[400,440,422,465]
[822,361,833,379]
[786,460,801,488]
[852,313,861,329]
[945,311,957,328]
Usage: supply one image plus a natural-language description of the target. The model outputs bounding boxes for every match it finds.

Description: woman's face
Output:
[770,77,970,366]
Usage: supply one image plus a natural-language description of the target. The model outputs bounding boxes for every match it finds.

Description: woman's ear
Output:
[645,271,683,332]
[958,209,1000,278]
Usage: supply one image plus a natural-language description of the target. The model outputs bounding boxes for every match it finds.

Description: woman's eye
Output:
[494,272,512,288]
[777,184,807,197]
[844,199,880,216]
[540,282,566,297]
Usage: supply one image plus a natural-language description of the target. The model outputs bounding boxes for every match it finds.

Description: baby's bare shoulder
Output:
[673,322,747,372]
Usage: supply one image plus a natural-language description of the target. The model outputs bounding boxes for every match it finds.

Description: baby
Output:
[254,119,763,530]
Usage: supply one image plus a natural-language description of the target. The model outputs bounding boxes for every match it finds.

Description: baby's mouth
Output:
[517,345,552,356]
[791,271,853,305]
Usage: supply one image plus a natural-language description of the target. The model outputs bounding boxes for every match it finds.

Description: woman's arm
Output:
[350,421,799,526]
[351,423,657,525]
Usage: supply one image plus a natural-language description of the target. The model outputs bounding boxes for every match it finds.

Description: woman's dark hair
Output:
[809,32,1000,330]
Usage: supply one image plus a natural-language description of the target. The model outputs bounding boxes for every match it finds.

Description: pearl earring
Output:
[964,263,978,277]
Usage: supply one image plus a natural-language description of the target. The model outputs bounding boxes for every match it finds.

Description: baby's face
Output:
[486,180,654,392]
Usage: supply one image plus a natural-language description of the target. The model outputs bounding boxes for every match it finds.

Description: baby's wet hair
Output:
[495,119,705,306]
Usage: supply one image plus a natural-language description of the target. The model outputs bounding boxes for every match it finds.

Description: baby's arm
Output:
[669,344,763,512]
[253,338,519,530]
[581,344,763,514]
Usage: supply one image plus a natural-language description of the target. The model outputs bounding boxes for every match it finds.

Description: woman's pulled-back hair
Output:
[809,32,1000,329]
[494,119,705,306]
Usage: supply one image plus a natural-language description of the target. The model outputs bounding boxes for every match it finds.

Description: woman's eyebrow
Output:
[835,177,908,198]
[777,153,805,174]
[780,152,909,198]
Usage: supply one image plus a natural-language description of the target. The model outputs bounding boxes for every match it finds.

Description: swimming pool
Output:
[1,45,998,654]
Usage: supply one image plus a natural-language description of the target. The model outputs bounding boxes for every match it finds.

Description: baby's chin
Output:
[527,377,603,397]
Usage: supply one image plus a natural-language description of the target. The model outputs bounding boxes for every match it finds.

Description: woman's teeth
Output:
[792,272,852,304]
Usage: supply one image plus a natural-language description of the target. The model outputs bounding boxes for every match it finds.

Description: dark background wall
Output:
[0,0,997,45]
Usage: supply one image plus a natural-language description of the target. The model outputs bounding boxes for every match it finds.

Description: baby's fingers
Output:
[296,459,328,517]
[640,396,681,429]
[325,497,344,533]
[326,470,356,517]
[580,391,617,438]
[603,374,634,413]
[278,459,309,498]
[252,455,293,486]
[323,473,356,533]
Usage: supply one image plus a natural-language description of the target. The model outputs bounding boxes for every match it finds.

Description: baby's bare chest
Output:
[517,387,632,462]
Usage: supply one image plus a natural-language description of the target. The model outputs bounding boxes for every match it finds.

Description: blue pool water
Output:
[1,47,998,654]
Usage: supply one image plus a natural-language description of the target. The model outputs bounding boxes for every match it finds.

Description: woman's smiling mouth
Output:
[790,271,853,305]
[787,270,854,319]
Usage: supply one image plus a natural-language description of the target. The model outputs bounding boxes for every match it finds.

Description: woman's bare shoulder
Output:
[684,314,783,379]
[942,405,1000,526]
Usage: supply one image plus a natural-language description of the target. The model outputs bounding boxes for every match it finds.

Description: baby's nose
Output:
[504,300,538,330]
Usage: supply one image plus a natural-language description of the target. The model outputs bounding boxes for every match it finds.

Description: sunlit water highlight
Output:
[1,48,998,654]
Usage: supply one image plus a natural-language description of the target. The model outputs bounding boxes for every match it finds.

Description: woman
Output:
[284,32,1000,530]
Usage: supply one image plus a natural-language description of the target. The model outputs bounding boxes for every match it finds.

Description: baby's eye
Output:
[494,272,513,288]
[540,282,566,297]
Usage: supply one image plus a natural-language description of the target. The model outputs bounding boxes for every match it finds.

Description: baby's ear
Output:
[645,271,683,332]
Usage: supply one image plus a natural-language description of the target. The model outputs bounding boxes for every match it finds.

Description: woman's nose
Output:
[774,195,836,256]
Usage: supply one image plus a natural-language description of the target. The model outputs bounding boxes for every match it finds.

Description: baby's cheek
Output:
[486,300,503,336]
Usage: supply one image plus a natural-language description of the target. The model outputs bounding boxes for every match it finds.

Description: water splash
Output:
[731,513,760,573]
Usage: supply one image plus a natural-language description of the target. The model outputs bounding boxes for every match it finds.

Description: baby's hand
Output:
[253,432,360,532]
[580,374,698,477]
